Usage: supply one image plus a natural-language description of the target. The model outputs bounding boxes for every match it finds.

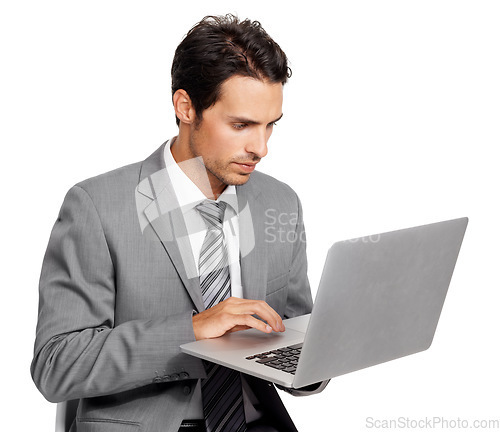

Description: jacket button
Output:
[183,386,191,395]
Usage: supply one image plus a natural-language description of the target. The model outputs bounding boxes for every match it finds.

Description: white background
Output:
[1,1,499,431]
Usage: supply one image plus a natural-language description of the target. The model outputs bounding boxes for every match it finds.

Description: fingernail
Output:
[266,325,272,332]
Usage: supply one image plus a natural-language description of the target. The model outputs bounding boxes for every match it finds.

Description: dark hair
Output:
[171,14,291,126]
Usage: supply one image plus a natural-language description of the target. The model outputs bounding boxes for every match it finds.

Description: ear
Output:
[173,89,196,125]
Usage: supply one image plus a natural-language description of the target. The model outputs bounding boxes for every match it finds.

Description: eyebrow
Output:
[227,113,284,125]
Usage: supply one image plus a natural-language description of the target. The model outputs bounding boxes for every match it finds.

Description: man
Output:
[31,15,327,432]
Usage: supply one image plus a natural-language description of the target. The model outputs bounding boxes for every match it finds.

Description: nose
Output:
[246,128,268,159]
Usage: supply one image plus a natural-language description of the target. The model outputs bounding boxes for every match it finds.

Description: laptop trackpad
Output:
[283,313,310,333]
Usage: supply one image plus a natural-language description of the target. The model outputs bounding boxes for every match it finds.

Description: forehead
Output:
[214,75,283,120]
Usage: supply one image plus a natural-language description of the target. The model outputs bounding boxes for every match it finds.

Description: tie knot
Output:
[196,200,227,229]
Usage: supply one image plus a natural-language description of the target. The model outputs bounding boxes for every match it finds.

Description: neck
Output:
[170,134,226,200]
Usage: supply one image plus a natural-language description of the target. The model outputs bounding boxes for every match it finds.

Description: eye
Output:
[267,121,278,128]
[232,123,248,130]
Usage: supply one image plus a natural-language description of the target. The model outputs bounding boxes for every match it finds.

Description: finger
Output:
[233,314,273,334]
[226,325,252,333]
[244,300,284,332]
[221,298,285,332]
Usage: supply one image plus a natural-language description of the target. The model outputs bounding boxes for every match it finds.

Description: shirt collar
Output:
[163,137,238,215]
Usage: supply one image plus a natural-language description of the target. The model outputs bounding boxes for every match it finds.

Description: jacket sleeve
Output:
[31,185,206,403]
[279,192,330,396]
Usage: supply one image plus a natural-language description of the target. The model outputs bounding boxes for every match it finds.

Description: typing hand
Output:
[192,297,285,340]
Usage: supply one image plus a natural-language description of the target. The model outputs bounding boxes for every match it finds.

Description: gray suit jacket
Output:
[31,141,325,432]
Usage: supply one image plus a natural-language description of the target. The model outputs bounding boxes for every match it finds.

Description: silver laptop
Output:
[181,217,468,388]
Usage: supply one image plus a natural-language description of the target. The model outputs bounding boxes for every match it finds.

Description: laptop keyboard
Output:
[245,343,302,375]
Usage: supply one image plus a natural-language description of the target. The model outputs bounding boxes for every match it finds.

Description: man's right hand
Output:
[192,297,285,340]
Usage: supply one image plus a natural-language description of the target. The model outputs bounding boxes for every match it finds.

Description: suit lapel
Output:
[136,141,205,312]
[136,141,269,309]
[237,181,268,301]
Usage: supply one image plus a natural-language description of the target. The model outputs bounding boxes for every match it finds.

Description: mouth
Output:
[233,162,257,173]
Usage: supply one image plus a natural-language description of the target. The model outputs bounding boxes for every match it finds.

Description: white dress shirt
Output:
[163,138,261,422]
[163,138,242,295]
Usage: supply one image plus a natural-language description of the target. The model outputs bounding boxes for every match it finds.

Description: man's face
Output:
[188,75,283,191]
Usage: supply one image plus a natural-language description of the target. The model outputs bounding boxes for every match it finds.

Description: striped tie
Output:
[196,200,247,432]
